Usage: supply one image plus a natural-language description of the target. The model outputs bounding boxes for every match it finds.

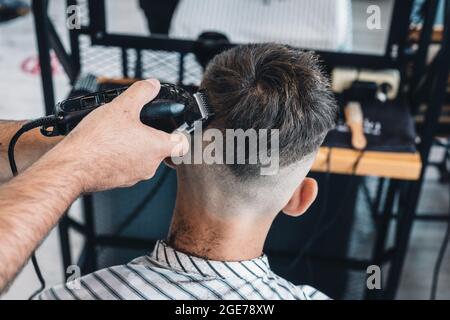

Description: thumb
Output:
[114,79,161,116]
[159,131,190,158]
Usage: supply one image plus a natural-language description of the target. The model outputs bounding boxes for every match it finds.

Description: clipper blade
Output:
[193,90,214,120]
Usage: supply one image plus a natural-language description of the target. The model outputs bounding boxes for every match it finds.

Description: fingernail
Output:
[170,132,190,156]
[145,79,160,86]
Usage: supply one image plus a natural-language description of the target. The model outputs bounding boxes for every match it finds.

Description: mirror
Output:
[104,0,395,56]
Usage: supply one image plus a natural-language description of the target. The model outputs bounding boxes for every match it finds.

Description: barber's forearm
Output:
[0,80,183,293]
[0,142,83,292]
[0,121,62,183]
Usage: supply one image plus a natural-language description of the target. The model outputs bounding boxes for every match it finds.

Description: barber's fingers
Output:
[145,127,190,158]
[165,132,190,158]
[114,79,161,117]
[114,78,189,157]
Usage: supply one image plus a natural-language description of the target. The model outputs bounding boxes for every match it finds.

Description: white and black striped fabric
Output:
[37,241,329,300]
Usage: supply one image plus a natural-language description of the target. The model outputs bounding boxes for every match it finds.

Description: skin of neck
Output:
[166,174,278,261]
[164,154,314,262]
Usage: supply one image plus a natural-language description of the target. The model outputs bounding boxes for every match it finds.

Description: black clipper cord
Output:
[7,116,57,300]
[7,82,208,299]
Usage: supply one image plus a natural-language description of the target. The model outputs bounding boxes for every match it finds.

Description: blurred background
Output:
[0,0,449,300]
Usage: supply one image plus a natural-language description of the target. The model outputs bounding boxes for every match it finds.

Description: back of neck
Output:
[167,198,272,261]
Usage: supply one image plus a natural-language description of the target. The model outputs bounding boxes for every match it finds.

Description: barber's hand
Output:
[54,79,188,193]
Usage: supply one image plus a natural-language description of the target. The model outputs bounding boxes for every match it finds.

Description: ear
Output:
[282,178,318,217]
[163,158,176,170]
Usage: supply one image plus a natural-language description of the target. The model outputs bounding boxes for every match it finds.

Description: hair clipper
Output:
[40,83,214,137]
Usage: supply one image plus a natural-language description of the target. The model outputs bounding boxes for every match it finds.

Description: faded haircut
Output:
[199,43,338,179]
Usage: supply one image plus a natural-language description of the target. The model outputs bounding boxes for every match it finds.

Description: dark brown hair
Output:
[200,43,337,178]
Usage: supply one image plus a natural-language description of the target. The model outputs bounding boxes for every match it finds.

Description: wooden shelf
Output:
[312,147,422,180]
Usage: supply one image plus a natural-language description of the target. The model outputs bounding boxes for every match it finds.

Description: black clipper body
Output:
[41,83,214,137]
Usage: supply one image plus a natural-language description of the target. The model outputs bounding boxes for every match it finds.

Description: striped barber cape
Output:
[38,241,329,300]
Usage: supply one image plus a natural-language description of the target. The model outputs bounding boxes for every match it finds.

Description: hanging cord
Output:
[112,166,172,236]
[308,149,365,246]
[290,148,332,273]
[286,147,365,272]
[9,116,172,297]
[430,144,450,300]
[429,0,450,299]
[7,116,57,300]
[94,166,172,262]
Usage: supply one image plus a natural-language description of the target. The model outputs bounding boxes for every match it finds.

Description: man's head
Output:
[170,43,337,220]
